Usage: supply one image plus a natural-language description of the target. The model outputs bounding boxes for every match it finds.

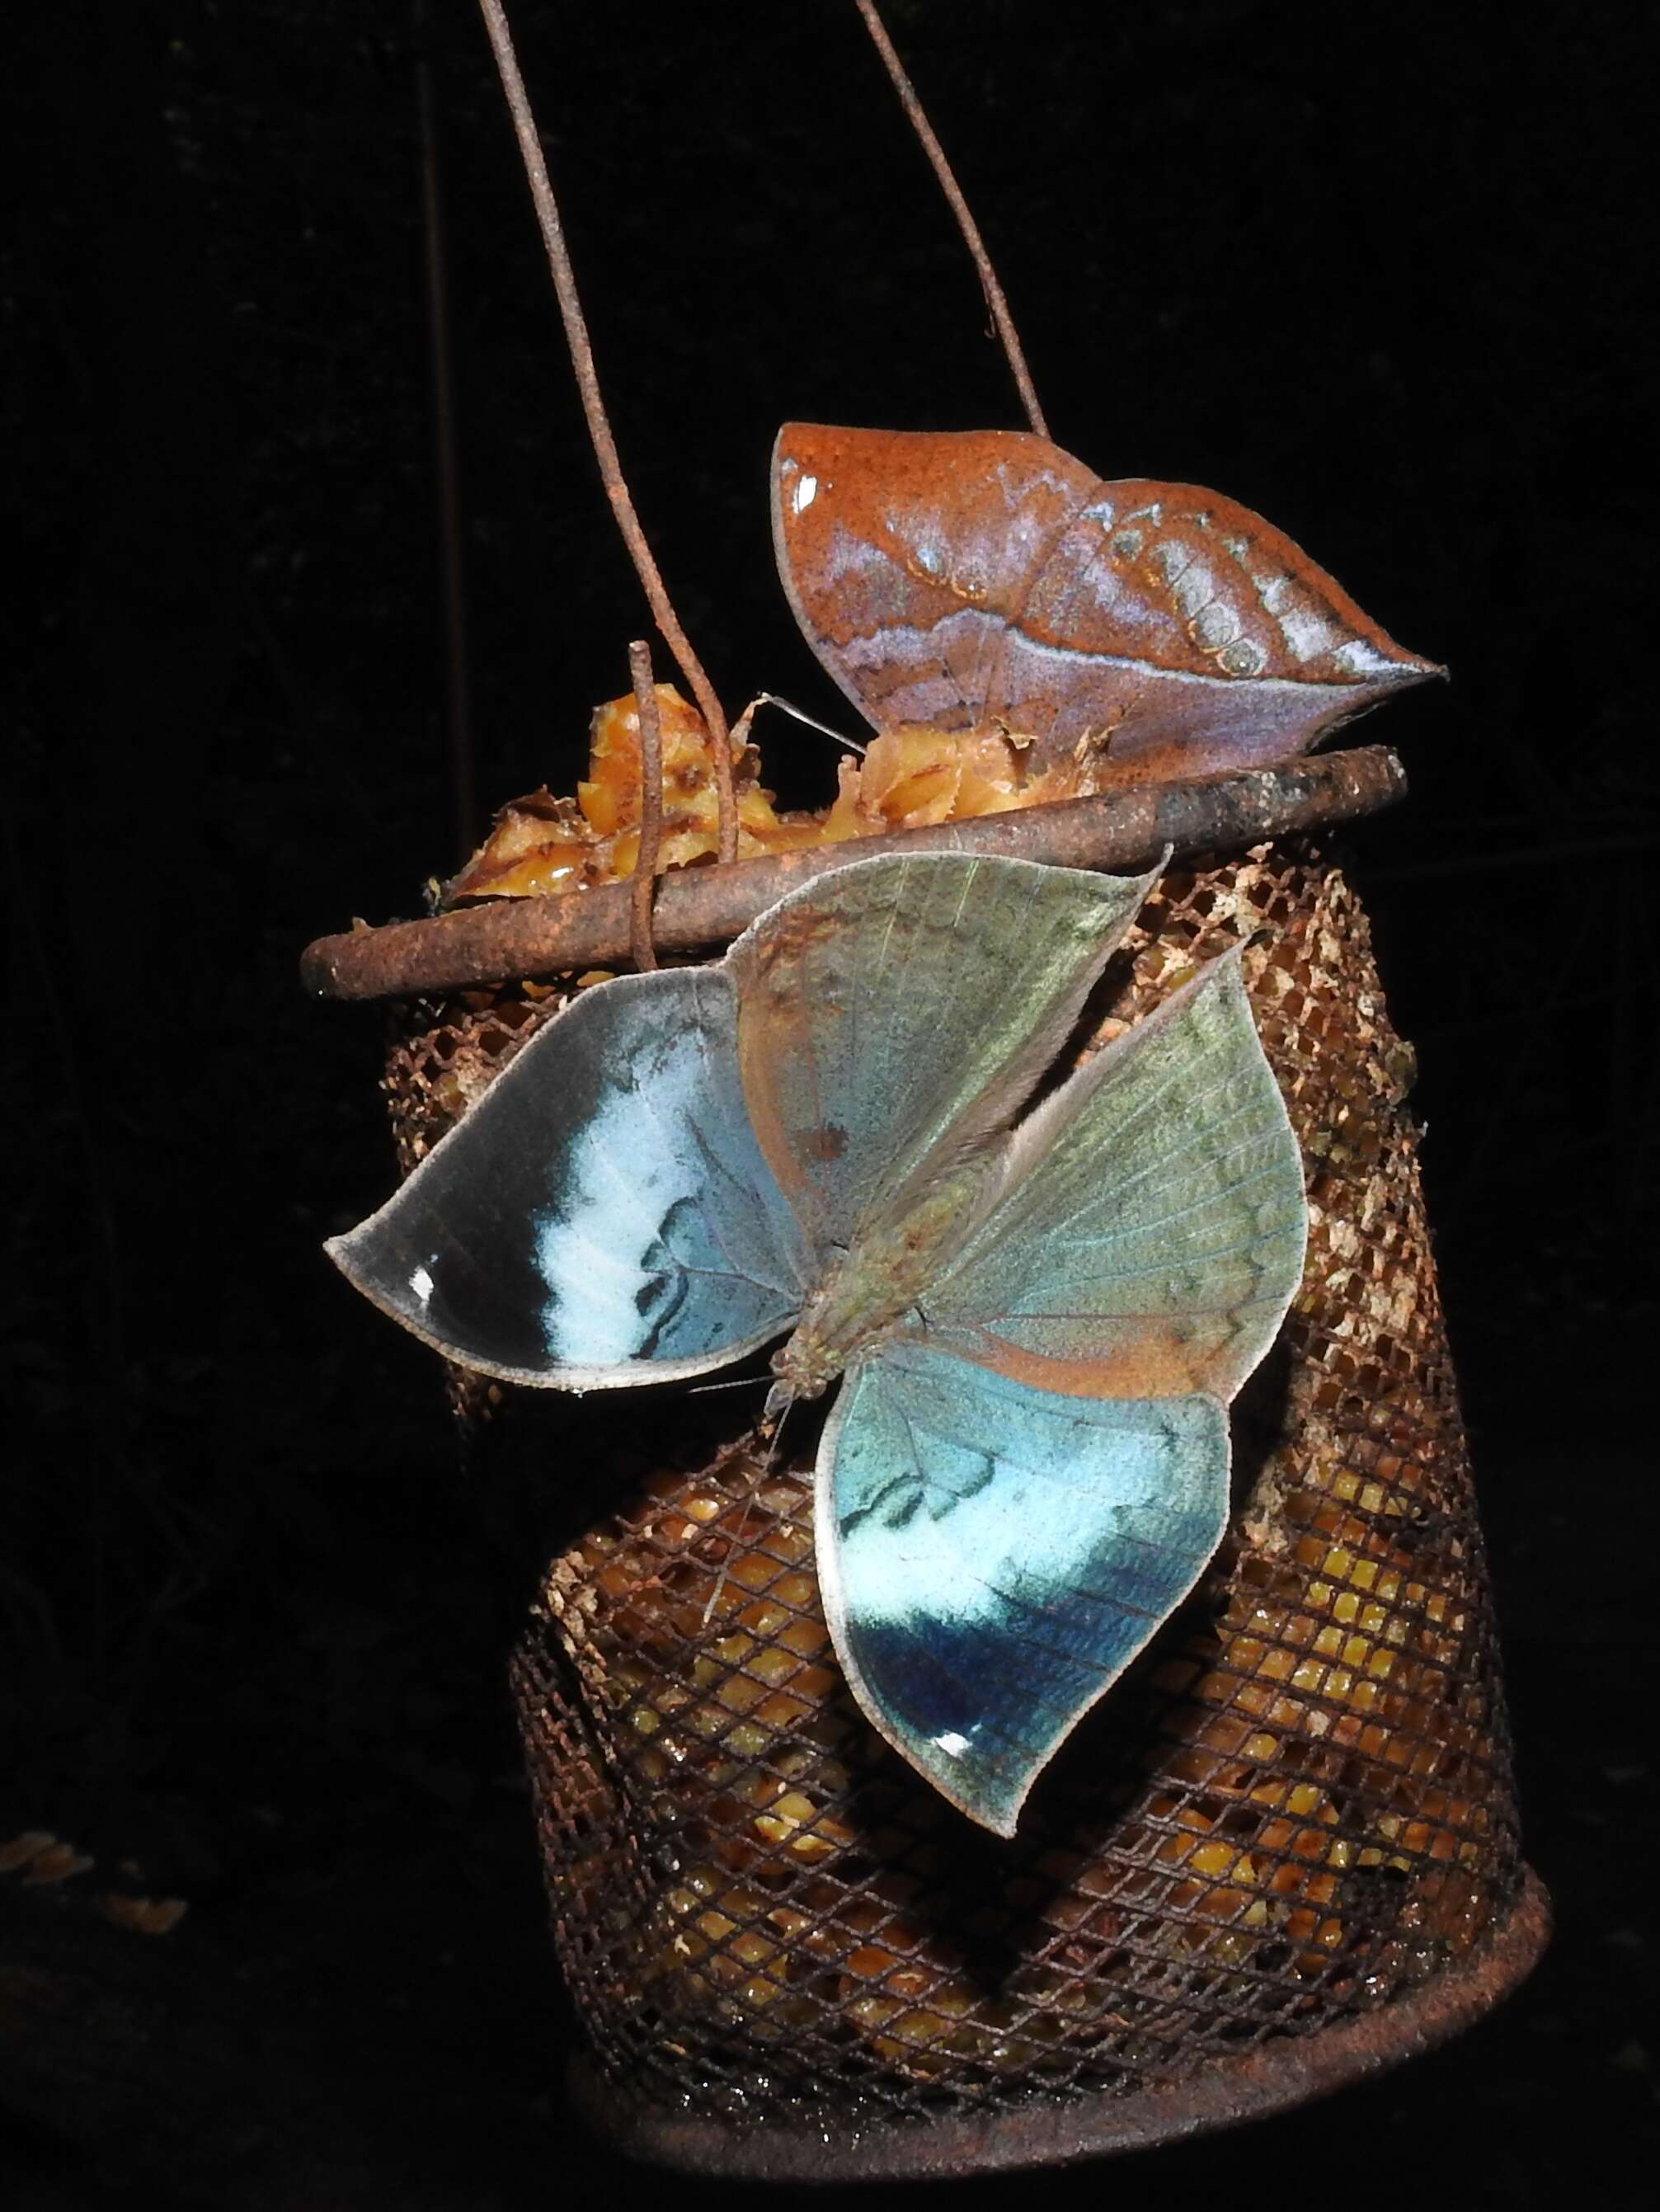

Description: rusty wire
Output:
[854,1,1049,439]
[628,640,665,972]
[475,0,739,863]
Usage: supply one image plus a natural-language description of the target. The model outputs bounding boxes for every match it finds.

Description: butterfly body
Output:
[771,1153,992,1401]
[331,849,1307,1835]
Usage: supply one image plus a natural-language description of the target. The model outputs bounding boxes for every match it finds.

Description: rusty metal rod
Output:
[567,1866,1549,2181]
[475,0,739,861]
[301,745,1406,1002]
[627,640,664,972]
[854,1,1048,439]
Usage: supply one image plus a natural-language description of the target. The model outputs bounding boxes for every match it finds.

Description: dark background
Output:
[4,2,1654,2205]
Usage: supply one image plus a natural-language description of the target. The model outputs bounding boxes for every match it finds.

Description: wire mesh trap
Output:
[369,835,1548,2179]
[302,0,1547,2179]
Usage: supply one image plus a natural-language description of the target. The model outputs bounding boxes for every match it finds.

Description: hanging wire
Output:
[626,638,665,972]
[476,0,739,860]
[854,1,1050,438]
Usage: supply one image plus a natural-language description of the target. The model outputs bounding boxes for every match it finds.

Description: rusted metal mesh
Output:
[381,841,1521,2132]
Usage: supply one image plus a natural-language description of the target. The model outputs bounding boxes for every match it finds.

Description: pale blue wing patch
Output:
[817,1339,1229,1836]
[327,967,810,1388]
[727,850,1156,1262]
[924,950,1307,1404]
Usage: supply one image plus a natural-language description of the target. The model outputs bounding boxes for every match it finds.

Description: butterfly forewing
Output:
[818,1340,1230,1835]
[923,951,1308,1402]
[327,967,810,1387]
[727,850,1154,1262]
[774,426,1094,738]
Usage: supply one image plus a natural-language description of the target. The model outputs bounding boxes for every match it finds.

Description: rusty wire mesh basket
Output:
[365,831,1547,2178]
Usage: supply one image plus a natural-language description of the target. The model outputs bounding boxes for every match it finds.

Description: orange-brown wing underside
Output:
[772,423,1437,783]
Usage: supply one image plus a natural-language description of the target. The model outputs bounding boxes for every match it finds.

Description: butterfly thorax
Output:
[771,1157,992,1400]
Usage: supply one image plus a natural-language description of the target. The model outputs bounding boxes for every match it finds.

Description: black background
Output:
[5,2,1654,2205]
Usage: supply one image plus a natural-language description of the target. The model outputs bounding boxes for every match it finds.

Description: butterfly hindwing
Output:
[326,967,810,1386]
[727,850,1154,1261]
[924,948,1308,1403]
[819,1339,1230,1836]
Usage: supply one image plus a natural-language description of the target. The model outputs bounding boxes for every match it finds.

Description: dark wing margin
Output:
[817,1340,1230,1835]
[327,967,810,1388]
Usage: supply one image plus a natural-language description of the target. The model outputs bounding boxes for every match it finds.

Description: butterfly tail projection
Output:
[327,966,811,1389]
[818,1341,1230,1837]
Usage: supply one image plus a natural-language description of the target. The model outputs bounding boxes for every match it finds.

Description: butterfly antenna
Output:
[761,1388,797,1475]
[627,640,665,971]
[700,1540,736,1629]
[854,1,1049,440]
[476,0,739,860]
[731,694,867,759]
[700,1390,796,1626]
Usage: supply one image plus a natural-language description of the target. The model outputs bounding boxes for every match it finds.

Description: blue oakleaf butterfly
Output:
[329,850,1306,1834]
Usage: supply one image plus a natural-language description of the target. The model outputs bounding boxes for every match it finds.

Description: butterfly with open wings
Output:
[329,849,1307,1836]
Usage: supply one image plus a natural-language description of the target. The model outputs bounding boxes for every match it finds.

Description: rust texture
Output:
[626,641,663,972]
[567,1869,1549,2178]
[854,2,1049,439]
[303,743,1405,1001]
[378,833,1539,2163]
[474,0,738,861]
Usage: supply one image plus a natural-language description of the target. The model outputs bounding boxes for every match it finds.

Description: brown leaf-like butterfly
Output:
[772,425,1438,786]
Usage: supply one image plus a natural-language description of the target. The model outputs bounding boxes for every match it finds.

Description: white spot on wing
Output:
[933,1730,971,1758]
[1254,572,1291,614]
[1220,638,1268,677]
[1277,605,1339,662]
[792,472,819,515]
[1331,637,1399,680]
[410,1264,435,1306]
